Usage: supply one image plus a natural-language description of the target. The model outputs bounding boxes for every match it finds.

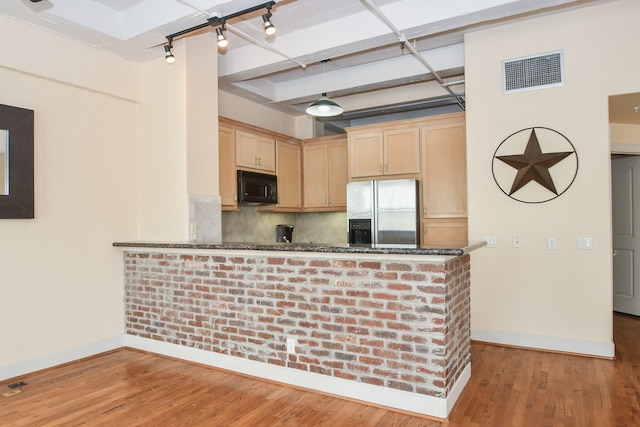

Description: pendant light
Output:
[306,60,343,117]
[306,93,343,117]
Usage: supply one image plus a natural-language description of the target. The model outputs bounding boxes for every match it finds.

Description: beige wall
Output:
[466,0,638,355]
[2,0,633,373]
[137,35,221,241]
[0,17,138,367]
[611,123,640,145]
[219,90,297,137]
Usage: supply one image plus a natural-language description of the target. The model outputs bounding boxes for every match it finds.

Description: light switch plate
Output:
[578,237,593,250]
[485,236,497,248]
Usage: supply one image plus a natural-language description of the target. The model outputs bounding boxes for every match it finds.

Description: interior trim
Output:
[471,328,614,358]
[611,143,640,154]
[124,334,468,418]
[0,335,124,381]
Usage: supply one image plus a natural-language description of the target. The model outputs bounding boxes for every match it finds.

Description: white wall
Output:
[466,0,639,356]
[0,17,138,369]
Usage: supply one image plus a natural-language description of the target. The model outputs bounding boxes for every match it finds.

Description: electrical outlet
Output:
[512,235,522,248]
[547,237,557,250]
[190,221,197,241]
[286,336,296,354]
[484,236,497,248]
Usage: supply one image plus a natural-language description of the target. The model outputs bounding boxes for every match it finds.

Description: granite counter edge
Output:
[112,240,486,256]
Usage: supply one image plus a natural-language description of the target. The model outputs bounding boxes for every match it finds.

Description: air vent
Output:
[503,50,564,93]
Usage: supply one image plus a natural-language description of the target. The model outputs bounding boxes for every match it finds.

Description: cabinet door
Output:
[327,140,348,207]
[257,136,276,172]
[276,140,302,209]
[219,125,237,209]
[384,128,420,175]
[422,124,467,218]
[235,130,258,169]
[348,132,384,178]
[303,144,329,208]
[235,131,276,172]
[423,219,468,246]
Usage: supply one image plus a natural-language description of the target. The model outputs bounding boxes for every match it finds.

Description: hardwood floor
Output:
[1,313,638,426]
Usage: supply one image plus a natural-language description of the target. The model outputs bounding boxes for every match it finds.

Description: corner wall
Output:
[465,0,639,356]
[0,16,138,373]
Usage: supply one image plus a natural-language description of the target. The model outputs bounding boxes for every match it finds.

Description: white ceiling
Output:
[1,0,632,122]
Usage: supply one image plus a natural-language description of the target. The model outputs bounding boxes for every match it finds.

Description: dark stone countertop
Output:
[112,240,486,256]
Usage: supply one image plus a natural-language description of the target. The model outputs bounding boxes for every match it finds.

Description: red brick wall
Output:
[124,251,471,398]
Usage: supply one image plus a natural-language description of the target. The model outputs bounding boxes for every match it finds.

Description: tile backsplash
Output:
[222,206,347,244]
[189,194,222,243]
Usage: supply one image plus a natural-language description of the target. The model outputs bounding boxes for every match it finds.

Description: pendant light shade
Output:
[306,93,343,117]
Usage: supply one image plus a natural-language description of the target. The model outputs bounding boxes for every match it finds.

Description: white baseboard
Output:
[0,335,124,381]
[125,335,470,418]
[471,329,615,358]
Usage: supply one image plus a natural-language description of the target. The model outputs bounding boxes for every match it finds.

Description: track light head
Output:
[216,26,228,48]
[164,44,175,64]
[262,13,276,35]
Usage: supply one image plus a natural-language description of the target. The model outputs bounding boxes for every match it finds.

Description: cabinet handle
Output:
[328,197,332,205]
[379,164,383,172]
[384,163,388,172]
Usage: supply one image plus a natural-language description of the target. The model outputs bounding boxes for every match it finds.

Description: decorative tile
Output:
[189,195,221,243]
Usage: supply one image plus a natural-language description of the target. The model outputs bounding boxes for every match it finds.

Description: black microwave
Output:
[237,170,278,205]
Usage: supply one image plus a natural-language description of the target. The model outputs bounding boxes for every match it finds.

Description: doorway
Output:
[610,92,640,317]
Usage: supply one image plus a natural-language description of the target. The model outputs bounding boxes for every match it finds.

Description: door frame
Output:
[611,143,640,316]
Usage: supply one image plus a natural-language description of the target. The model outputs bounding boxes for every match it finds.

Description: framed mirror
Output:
[0,103,34,218]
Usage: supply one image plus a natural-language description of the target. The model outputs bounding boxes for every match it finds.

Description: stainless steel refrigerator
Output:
[346,179,420,247]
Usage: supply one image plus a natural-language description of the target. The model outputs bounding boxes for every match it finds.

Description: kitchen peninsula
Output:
[113,240,485,418]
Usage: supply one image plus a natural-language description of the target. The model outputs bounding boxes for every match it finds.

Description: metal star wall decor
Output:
[492,127,578,203]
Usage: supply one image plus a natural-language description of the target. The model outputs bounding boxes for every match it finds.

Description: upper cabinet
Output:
[347,125,420,179]
[420,112,468,246]
[235,130,276,173]
[421,120,467,219]
[258,138,303,212]
[220,117,302,213]
[303,136,348,211]
[219,124,237,210]
[275,139,303,210]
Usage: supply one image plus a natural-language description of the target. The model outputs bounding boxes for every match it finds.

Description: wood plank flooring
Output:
[1,312,638,426]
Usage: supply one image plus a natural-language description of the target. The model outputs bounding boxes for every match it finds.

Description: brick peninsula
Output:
[113,240,485,419]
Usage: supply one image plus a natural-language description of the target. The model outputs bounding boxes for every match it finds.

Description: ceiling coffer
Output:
[503,50,565,94]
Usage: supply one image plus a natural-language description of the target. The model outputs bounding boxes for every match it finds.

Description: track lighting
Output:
[262,3,276,35]
[216,26,228,48]
[164,45,175,64]
[163,1,276,63]
[262,13,276,35]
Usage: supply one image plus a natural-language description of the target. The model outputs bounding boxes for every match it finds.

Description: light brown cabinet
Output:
[303,136,348,211]
[347,126,420,179]
[219,117,309,213]
[420,113,467,245]
[259,138,303,212]
[219,124,237,210]
[235,130,276,173]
